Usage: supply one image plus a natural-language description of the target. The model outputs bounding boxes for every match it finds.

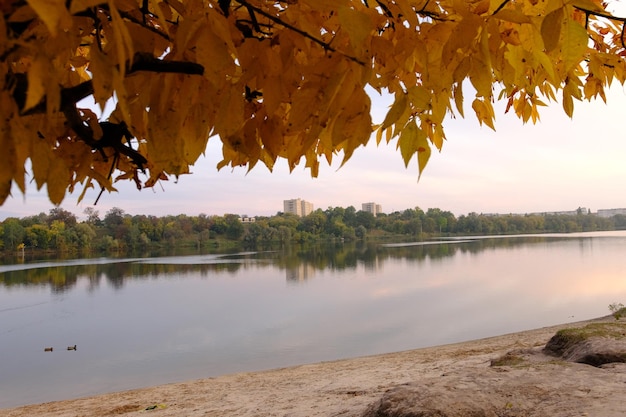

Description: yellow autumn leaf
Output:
[469,51,492,99]
[380,93,408,131]
[442,13,481,67]
[407,86,432,110]
[562,12,589,72]
[533,50,557,84]
[375,125,384,145]
[431,123,446,151]
[89,46,114,110]
[24,57,47,111]
[46,159,68,205]
[182,105,213,165]
[338,6,374,56]
[30,137,53,190]
[214,83,245,137]
[417,129,431,179]
[107,3,133,76]
[0,95,15,203]
[562,90,574,117]
[472,98,496,130]
[541,8,563,52]
[494,8,532,24]
[26,0,72,36]
[453,83,464,117]
[397,120,419,168]
[195,25,235,81]
[568,0,605,13]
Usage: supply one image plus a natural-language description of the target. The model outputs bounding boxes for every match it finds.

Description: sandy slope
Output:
[1,316,624,417]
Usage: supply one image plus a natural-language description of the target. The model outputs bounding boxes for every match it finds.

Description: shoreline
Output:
[0,315,618,417]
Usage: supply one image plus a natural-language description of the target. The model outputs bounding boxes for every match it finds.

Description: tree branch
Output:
[62,103,148,171]
[234,0,366,65]
[574,6,626,23]
[14,52,204,116]
[73,2,172,42]
[573,6,626,49]
[492,0,511,16]
[128,52,204,75]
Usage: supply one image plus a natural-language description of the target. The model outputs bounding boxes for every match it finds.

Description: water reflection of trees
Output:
[0,261,258,292]
[277,236,593,282]
[0,235,597,290]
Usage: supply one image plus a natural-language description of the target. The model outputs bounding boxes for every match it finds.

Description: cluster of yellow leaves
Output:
[0,0,625,205]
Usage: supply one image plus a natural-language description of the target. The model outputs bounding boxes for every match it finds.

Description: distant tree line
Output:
[1,206,625,255]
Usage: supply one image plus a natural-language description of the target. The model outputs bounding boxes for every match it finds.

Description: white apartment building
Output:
[362,202,383,216]
[283,198,314,217]
[597,208,626,218]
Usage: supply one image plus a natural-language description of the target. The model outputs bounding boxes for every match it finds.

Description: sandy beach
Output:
[1,315,625,417]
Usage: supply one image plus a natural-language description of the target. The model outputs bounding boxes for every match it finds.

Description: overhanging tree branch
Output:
[14,52,204,116]
[11,51,203,176]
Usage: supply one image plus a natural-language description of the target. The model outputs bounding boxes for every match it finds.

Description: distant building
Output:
[301,200,314,216]
[283,198,314,217]
[362,202,383,216]
[597,208,626,218]
[239,217,256,223]
[530,207,589,216]
[486,207,590,217]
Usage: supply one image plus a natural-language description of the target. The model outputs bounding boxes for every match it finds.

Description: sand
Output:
[1,316,624,417]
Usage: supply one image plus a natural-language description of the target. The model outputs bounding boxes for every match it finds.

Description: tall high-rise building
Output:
[283,198,314,217]
[362,202,383,216]
[301,200,314,216]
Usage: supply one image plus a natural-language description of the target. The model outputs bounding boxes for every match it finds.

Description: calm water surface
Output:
[2,231,626,408]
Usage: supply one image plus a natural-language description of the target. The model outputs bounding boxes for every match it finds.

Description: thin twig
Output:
[94,153,118,205]
[492,0,511,16]
[235,0,365,65]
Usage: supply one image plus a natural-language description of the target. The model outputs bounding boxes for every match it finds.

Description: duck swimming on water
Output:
[67,345,77,351]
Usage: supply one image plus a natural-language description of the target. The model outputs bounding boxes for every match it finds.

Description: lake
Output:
[2,231,626,408]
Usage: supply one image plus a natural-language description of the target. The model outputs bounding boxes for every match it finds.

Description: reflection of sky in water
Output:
[2,232,626,408]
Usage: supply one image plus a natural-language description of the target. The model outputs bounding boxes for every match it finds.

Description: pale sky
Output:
[2,81,626,221]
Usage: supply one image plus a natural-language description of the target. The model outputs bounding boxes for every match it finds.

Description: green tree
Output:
[83,207,101,226]
[104,207,129,241]
[161,221,181,244]
[2,218,25,250]
[355,211,376,230]
[614,215,626,229]
[343,206,358,228]
[243,222,264,245]
[224,215,244,240]
[25,224,52,250]
[209,216,228,236]
[47,208,77,228]
[49,220,68,251]
[299,210,327,236]
[268,213,300,231]
[74,223,97,250]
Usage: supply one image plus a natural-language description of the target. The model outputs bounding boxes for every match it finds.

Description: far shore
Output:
[1,315,621,417]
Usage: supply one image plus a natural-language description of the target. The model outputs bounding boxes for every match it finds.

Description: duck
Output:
[44,347,53,352]
[67,345,77,351]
